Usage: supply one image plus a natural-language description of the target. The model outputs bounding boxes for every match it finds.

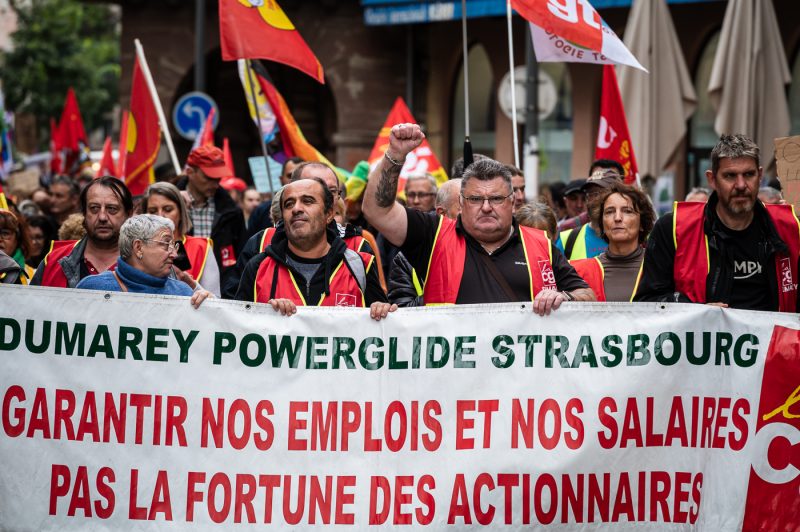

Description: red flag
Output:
[124,57,161,195]
[595,65,639,184]
[222,137,235,177]
[96,136,117,178]
[49,118,62,174]
[367,97,449,193]
[218,0,324,84]
[118,110,129,181]
[192,107,216,151]
[57,88,87,151]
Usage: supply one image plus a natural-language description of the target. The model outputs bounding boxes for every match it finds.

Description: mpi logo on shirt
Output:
[733,260,762,279]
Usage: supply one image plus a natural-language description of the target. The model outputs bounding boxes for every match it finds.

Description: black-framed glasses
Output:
[461,193,513,207]
[145,239,179,252]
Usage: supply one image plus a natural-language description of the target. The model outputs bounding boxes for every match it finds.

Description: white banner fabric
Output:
[1,285,799,530]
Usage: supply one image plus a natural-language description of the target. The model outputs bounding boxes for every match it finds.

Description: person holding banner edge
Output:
[235,178,394,320]
[362,123,594,315]
[634,134,800,311]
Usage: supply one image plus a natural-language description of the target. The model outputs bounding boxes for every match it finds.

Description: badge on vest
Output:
[779,257,796,293]
[335,293,357,307]
[220,245,236,268]
[538,260,557,290]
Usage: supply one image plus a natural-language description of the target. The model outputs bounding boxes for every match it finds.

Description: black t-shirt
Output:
[722,221,771,311]
[400,209,587,304]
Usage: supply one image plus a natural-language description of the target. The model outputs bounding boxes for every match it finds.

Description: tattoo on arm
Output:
[376,164,402,208]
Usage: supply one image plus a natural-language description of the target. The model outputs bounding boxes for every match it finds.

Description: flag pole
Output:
[506,0,520,169]
[244,60,274,195]
[134,39,181,176]
[461,0,473,166]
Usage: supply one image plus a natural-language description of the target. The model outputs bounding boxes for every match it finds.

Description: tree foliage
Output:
[0,0,120,143]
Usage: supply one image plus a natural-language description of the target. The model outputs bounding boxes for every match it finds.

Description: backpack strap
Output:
[343,248,366,294]
[564,227,581,260]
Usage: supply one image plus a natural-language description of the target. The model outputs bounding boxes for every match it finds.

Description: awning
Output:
[362,0,720,26]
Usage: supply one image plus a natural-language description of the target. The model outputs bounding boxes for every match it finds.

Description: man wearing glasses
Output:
[404,174,438,212]
[362,123,594,315]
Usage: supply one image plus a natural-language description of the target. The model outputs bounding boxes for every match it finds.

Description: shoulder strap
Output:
[111,271,128,292]
[477,252,517,301]
[564,227,581,260]
[343,248,366,294]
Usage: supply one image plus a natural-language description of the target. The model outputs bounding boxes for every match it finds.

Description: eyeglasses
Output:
[145,239,179,252]
[406,192,437,200]
[461,193,513,207]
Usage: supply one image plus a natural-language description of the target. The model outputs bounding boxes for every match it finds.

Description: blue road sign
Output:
[172,92,219,140]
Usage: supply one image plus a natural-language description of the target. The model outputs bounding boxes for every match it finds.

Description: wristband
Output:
[384,151,405,167]
[561,291,574,302]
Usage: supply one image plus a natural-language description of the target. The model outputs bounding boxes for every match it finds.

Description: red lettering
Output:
[456,400,475,450]
[340,401,360,451]
[208,472,232,523]
[2,385,25,437]
[649,471,671,521]
[447,473,471,524]
[597,397,617,448]
[165,396,187,447]
[422,400,442,451]
[564,398,584,449]
[288,401,308,451]
[254,400,274,451]
[473,473,495,525]
[368,476,391,525]
[538,399,561,450]
[49,464,71,515]
[334,475,356,524]
[186,471,206,522]
[728,398,749,451]
[416,475,436,525]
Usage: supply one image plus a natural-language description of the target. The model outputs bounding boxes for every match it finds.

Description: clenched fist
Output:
[386,123,425,162]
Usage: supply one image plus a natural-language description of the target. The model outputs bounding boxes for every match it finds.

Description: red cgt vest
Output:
[570,257,606,302]
[253,252,374,306]
[39,239,80,288]
[673,201,800,311]
[182,235,213,281]
[423,217,556,305]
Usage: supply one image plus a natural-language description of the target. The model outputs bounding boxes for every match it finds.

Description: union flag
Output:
[123,57,161,195]
[96,136,117,178]
[595,65,639,184]
[367,97,449,194]
[219,0,324,84]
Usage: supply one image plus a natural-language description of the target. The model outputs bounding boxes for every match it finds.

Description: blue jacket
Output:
[76,257,193,296]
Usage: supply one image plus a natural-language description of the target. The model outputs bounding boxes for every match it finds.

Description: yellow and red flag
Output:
[594,65,639,184]
[367,97,448,193]
[256,72,342,180]
[219,0,324,84]
[96,136,117,178]
[123,57,161,195]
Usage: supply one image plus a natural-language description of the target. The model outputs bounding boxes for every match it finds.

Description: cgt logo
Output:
[779,257,797,293]
[750,386,800,484]
[538,260,557,290]
[743,327,800,529]
[334,293,357,307]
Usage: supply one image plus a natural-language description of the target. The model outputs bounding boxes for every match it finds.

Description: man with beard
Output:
[31,176,133,288]
[635,134,800,311]
[235,178,393,320]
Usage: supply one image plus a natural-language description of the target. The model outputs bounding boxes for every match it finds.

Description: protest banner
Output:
[1,285,799,529]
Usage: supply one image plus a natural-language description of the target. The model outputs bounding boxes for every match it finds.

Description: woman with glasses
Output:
[141,182,221,297]
[0,209,35,284]
[570,183,655,302]
[77,214,212,307]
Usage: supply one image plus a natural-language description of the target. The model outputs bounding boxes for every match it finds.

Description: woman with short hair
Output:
[141,182,221,296]
[570,183,655,302]
[77,214,211,307]
[0,209,35,284]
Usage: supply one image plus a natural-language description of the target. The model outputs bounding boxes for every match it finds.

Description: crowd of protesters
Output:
[1,127,797,316]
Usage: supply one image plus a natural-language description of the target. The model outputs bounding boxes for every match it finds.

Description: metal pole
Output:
[523,24,539,198]
[134,39,181,176]
[244,60,274,195]
[506,0,519,169]
[461,0,473,165]
[406,25,414,113]
[194,0,205,92]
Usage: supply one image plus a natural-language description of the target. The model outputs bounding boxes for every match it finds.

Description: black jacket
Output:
[176,177,246,296]
[388,252,423,307]
[634,192,796,310]
[235,224,386,305]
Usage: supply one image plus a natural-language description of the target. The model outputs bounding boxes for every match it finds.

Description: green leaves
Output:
[0,0,120,146]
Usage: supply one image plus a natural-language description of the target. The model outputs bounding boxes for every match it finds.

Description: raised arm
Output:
[362,123,425,247]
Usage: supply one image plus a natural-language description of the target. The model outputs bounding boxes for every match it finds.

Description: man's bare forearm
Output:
[569,288,596,302]
[375,158,402,208]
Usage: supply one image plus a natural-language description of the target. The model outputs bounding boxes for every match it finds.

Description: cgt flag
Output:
[368,97,448,194]
[219,0,324,84]
[123,57,161,195]
[595,65,639,184]
[512,0,645,71]
[57,88,89,174]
